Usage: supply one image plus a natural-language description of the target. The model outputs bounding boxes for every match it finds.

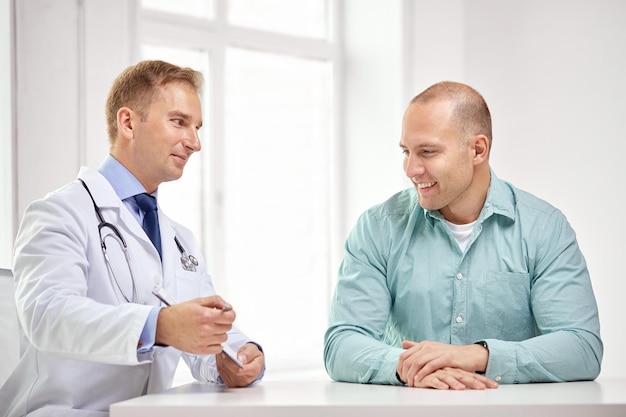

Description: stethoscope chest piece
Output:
[180,254,198,272]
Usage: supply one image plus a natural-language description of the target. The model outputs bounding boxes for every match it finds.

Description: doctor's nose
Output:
[183,129,201,153]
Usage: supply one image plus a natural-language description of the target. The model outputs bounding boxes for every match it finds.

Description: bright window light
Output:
[141,0,213,19]
[222,47,332,369]
[228,0,328,39]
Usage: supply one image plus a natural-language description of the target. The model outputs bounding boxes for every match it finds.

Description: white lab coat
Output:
[0,167,254,417]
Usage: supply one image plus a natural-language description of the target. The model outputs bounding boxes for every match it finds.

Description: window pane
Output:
[228,0,328,39]
[224,47,332,369]
[141,45,210,252]
[141,0,213,19]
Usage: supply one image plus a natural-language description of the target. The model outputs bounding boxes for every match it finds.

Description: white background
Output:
[2,0,625,381]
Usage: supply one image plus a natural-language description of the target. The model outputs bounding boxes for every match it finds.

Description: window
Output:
[228,0,327,38]
[223,47,332,370]
[141,0,213,19]
[139,0,336,378]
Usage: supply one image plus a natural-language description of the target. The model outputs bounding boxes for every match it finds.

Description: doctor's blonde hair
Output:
[105,60,203,143]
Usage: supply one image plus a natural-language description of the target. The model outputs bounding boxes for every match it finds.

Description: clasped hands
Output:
[396,340,498,390]
[155,295,264,387]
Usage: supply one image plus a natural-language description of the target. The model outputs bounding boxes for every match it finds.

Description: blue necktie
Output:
[134,193,162,259]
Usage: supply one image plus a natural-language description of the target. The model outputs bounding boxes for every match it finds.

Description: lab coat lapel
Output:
[77,167,162,306]
[79,167,162,263]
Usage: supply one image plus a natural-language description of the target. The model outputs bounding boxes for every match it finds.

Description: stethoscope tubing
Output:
[79,179,198,303]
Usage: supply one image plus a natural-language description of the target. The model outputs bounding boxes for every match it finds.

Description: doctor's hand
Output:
[155,296,236,355]
[216,342,265,388]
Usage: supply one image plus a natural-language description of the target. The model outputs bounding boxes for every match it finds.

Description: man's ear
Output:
[117,107,135,139]
[473,135,490,163]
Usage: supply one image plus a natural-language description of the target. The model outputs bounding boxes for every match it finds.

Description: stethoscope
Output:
[79,179,199,303]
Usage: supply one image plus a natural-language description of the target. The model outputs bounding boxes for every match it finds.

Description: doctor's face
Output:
[130,81,203,192]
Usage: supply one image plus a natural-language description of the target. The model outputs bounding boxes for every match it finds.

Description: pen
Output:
[153,287,232,312]
[152,286,176,306]
[151,286,242,367]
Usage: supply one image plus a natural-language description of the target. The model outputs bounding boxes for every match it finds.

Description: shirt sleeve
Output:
[324,210,405,385]
[483,209,603,383]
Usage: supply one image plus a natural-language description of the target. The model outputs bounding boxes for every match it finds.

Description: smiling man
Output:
[1,60,264,417]
[324,81,602,390]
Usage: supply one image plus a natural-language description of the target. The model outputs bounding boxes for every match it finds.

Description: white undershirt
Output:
[445,220,477,253]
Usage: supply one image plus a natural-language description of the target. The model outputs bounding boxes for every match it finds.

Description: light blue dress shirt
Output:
[324,170,603,385]
[98,154,161,352]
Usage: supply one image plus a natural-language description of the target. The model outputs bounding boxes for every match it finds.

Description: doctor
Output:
[0,60,265,417]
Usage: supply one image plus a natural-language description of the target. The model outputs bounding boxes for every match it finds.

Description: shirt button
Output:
[456,273,463,280]
[455,315,463,323]
[495,375,502,382]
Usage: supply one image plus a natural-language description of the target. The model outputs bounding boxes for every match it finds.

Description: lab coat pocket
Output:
[173,269,206,302]
[484,271,534,338]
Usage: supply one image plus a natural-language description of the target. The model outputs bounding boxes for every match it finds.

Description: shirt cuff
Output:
[137,306,162,353]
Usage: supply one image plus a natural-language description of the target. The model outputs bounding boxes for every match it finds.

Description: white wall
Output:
[0,0,13,269]
[14,0,81,214]
[341,0,407,234]
[13,0,134,220]
[407,0,626,379]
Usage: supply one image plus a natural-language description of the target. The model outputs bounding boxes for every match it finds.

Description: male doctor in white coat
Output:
[0,60,265,417]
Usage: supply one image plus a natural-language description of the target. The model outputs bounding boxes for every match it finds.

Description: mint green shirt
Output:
[324,171,602,385]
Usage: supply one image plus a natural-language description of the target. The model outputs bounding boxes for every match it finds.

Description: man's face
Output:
[399,100,477,223]
[130,82,203,193]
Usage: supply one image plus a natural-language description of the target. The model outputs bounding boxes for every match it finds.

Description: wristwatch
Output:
[474,341,489,374]
[395,371,405,385]
[475,340,489,351]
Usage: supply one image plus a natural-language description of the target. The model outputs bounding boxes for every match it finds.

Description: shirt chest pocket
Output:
[484,271,535,338]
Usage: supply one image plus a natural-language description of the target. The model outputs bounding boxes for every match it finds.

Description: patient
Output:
[324,81,602,389]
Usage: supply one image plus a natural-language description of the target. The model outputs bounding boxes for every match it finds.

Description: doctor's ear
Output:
[116,107,135,139]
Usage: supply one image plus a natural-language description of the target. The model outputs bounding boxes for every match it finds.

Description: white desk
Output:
[110,379,626,417]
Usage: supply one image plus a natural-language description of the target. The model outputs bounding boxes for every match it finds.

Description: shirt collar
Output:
[479,169,515,222]
[97,154,158,201]
[424,168,515,224]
